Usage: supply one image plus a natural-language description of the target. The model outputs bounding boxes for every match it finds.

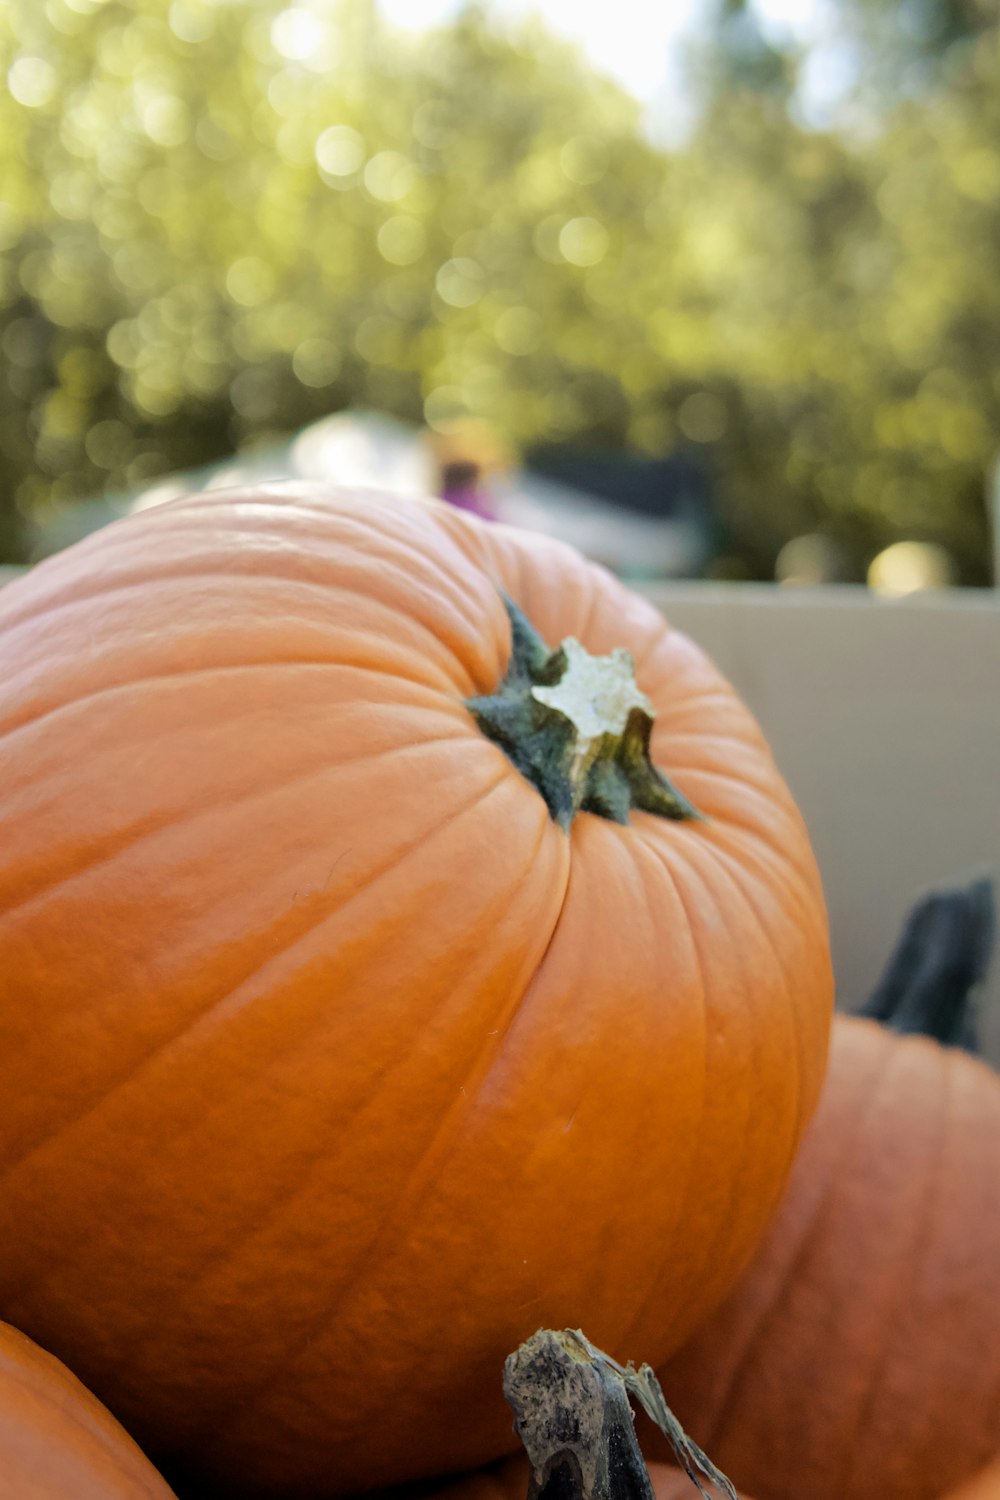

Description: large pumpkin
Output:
[0,1319,176,1500]
[654,1016,1000,1500]
[0,484,832,1496]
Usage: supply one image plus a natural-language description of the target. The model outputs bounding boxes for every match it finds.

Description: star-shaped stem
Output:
[467,595,703,832]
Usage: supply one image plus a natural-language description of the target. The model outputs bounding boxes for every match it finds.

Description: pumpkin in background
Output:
[942,1461,1000,1500]
[0,1319,175,1500]
[653,1015,1000,1500]
[0,484,832,1496]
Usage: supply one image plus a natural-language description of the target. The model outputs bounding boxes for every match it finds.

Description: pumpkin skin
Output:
[0,484,832,1496]
[0,1319,176,1500]
[654,1016,1000,1500]
[942,1462,1000,1500]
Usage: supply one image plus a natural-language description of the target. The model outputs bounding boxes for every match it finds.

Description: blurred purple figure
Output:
[425,421,512,522]
[438,458,496,520]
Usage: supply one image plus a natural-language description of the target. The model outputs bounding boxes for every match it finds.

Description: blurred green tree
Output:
[828,0,996,101]
[689,0,798,104]
[0,0,671,559]
[0,0,996,581]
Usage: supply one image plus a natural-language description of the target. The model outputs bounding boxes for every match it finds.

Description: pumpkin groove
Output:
[0,484,832,1497]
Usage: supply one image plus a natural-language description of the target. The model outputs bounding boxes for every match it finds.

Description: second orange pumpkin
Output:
[655,1016,1000,1500]
[0,1318,175,1500]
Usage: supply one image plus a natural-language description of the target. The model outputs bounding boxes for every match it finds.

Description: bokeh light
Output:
[868,539,958,596]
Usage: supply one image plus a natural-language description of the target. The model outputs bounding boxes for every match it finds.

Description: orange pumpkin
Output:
[0,485,832,1496]
[942,1461,1000,1500]
[655,1015,1000,1500]
[0,1318,175,1499]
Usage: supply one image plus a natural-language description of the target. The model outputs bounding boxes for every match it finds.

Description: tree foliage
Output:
[0,0,997,580]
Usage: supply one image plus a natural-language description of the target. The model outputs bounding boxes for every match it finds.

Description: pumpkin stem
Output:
[467,595,703,831]
[503,1328,737,1500]
[857,873,996,1053]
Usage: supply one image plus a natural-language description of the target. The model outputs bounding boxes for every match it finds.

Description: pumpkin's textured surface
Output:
[942,1461,1000,1500]
[0,1319,176,1500]
[655,1016,1000,1500]
[0,485,832,1496]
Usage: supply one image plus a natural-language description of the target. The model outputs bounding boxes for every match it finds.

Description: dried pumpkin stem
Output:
[503,1328,737,1500]
[468,596,703,831]
[856,873,995,1052]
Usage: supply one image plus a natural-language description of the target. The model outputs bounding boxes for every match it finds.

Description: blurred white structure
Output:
[125,408,711,580]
